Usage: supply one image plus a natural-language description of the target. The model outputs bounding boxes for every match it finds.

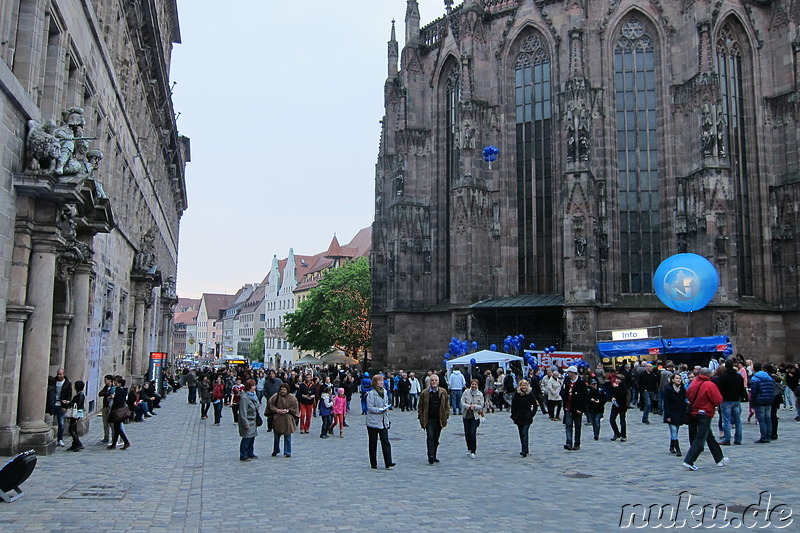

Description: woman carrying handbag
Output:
[108,376,132,450]
[67,380,86,451]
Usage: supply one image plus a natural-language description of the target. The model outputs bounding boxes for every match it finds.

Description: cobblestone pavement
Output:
[1,393,797,531]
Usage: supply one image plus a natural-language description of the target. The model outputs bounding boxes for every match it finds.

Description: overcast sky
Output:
[170,1,448,298]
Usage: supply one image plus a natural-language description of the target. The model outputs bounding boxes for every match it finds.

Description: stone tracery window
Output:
[614,17,660,294]
[717,21,753,296]
[514,32,553,294]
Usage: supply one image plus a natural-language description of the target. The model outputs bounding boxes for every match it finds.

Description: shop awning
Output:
[597,339,666,358]
[664,336,730,354]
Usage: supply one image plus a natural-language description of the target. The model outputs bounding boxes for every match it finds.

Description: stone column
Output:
[64,262,93,383]
[140,302,154,382]
[131,297,146,380]
[18,238,60,453]
[0,306,33,455]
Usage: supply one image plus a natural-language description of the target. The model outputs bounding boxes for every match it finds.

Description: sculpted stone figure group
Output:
[25,107,104,190]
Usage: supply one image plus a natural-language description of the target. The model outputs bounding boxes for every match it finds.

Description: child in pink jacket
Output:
[331,388,347,437]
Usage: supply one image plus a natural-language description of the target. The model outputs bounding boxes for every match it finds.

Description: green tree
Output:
[249,329,265,362]
[285,257,371,362]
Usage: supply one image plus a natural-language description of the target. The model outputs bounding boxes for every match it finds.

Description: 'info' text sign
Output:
[611,329,649,341]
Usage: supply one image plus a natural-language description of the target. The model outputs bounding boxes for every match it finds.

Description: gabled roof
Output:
[201,293,236,319]
[177,297,200,312]
[174,309,198,324]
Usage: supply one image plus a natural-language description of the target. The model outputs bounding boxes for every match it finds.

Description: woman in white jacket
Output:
[460,379,485,458]
[543,370,563,421]
[366,374,395,470]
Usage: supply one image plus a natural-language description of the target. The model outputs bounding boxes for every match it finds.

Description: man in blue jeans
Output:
[448,369,466,416]
[712,359,745,445]
[749,362,775,443]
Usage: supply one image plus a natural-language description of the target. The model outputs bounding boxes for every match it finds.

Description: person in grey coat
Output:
[366,374,395,470]
[238,379,260,461]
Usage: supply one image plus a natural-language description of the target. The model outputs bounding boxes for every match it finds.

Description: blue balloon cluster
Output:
[503,334,525,354]
[444,337,478,366]
[483,145,500,163]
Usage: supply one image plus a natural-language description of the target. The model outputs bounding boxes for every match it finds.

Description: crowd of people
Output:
[47,356,797,472]
[174,356,797,471]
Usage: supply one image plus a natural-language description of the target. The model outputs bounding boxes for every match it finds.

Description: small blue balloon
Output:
[550,346,556,352]
[444,353,451,360]
[472,341,478,350]
[470,358,477,365]
[529,343,536,349]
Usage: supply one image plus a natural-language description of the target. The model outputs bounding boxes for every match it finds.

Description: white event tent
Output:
[445,349,523,372]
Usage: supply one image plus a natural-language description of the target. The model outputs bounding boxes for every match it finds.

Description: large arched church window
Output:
[614,17,660,294]
[717,22,753,296]
[514,32,553,294]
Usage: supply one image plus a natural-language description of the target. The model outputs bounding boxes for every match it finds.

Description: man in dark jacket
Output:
[397,373,411,412]
[712,359,745,445]
[749,363,775,443]
[418,374,450,464]
[53,368,72,447]
[560,366,587,451]
[638,363,659,423]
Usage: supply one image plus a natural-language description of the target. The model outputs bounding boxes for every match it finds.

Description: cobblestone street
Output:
[2,392,797,531]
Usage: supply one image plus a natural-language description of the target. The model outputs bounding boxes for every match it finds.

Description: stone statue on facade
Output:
[162,275,178,300]
[577,108,590,161]
[701,104,715,156]
[133,227,157,273]
[25,107,106,190]
[25,119,61,173]
[574,234,587,257]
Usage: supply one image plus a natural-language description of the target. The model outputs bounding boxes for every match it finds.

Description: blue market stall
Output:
[599,335,731,368]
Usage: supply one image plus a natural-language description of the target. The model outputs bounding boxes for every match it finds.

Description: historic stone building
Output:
[372,0,800,370]
[0,1,188,454]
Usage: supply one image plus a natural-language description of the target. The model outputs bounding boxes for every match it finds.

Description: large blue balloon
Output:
[653,253,719,312]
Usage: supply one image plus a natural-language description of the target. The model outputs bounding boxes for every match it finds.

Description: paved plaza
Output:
[1,392,797,531]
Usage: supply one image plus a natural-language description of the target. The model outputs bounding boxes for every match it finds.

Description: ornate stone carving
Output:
[55,205,93,281]
[713,310,734,335]
[562,78,602,166]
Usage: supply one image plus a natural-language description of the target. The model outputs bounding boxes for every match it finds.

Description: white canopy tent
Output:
[445,350,524,372]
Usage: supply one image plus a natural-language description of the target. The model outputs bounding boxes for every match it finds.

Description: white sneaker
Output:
[469,452,476,459]
[716,457,731,467]
[57,440,65,447]
[682,462,698,471]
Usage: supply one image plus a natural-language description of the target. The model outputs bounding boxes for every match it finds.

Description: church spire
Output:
[405,0,420,46]
[388,19,398,77]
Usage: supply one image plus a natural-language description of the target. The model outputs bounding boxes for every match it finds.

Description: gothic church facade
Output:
[372,0,800,369]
